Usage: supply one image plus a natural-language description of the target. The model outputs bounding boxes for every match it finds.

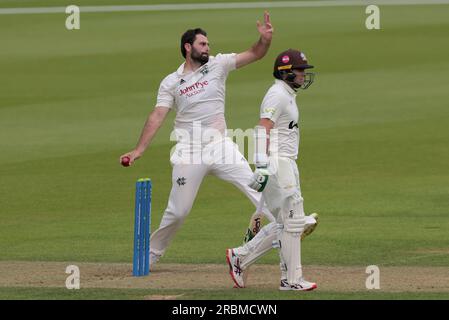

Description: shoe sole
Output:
[304,283,318,291]
[279,283,318,291]
[279,286,290,291]
[226,249,244,288]
[301,213,319,240]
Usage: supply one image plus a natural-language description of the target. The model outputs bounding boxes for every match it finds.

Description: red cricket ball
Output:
[121,156,130,167]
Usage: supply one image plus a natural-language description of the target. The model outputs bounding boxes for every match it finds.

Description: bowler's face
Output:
[192,34,210,59]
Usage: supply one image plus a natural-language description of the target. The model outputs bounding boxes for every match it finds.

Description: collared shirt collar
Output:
[274,79,296,96]
[176,61,206,76]
[176,62,187,76]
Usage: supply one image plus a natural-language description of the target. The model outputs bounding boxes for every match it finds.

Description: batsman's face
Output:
[292,69,305,85]
[190,34,210,64]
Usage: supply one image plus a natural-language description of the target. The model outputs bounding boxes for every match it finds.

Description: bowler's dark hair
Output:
[180,28,207,58]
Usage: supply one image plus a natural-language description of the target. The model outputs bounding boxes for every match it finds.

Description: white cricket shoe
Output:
[149,252,161,270]
[279,278,317,291]
[301,213,319,240]
[226,249,245,288]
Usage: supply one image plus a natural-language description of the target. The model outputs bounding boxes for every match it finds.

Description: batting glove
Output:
[248,167,270,192]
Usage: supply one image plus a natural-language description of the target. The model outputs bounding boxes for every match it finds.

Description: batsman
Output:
[227,49,318,291]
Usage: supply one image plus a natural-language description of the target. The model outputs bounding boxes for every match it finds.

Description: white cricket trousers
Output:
[150,138,273,257]
[236,156,312,277]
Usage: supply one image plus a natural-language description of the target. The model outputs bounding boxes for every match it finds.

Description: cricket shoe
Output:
[226,249,245,288]
[279,278,317,291]
[233,269,250,288]
[149,252,161,270]
[301,213,319,241]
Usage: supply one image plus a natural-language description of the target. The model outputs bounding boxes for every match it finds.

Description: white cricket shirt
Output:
[260,79,300,159]
[156,53,236,145]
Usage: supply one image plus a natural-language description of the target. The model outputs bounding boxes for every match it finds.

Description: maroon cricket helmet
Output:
[273,49,314,76]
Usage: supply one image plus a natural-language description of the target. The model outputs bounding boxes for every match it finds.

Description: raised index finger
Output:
[264,11,270,25]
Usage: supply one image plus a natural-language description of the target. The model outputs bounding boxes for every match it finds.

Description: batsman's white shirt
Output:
[260,79,299,159]
[156,53,236,144]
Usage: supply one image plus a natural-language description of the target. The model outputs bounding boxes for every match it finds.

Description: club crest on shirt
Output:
[176,177,187,186]
[200,65,209,75]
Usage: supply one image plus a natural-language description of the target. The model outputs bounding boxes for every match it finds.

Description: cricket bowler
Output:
[120,12,276,267]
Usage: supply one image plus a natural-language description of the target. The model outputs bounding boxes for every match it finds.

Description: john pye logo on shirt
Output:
[179,80,209,97]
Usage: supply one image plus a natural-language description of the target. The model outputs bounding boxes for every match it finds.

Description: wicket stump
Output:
[133,178,152,276]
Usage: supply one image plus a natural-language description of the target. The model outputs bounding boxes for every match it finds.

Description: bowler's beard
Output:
[191,48,209,65]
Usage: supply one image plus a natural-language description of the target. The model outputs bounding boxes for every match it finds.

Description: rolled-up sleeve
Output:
[260,91,285,123]
[156,76,175,108]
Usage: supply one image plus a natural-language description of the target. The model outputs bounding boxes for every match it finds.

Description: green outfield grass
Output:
[1,1,448,299]
[0,0,312,9]
[1,287,449,300]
